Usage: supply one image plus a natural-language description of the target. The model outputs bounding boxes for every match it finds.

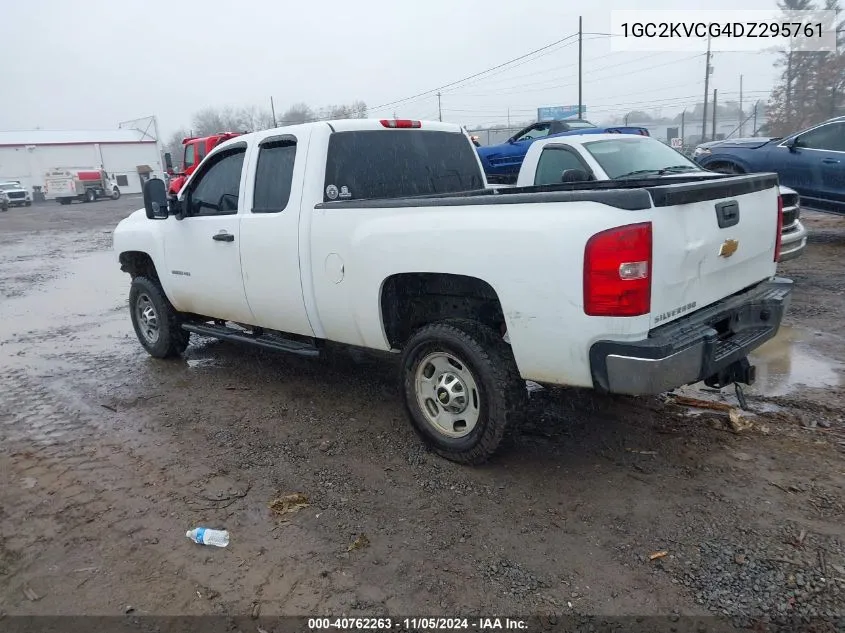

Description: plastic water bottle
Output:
[186,527,229,547]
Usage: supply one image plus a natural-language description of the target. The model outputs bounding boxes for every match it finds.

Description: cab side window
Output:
[534,147,591,185]
[252,139,297,213]
[187,149,246,217]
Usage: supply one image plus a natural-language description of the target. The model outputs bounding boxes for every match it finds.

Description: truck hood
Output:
[116,208,148,230]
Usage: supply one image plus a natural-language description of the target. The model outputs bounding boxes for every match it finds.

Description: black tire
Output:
[85,189,96,203]
[25,201,31,207]
[400,319,526,465]
[58,198,71,205]
[112,187,121,200]
[128,276,190,358]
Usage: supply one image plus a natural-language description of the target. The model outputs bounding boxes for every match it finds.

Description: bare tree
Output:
[162,128,190,169]
[280,103,317,125]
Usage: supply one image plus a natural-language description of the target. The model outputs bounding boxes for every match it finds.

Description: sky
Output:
[0,0,786,137]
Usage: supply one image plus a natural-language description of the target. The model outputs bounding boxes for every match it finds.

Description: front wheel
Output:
[400,319,526,465]
[129,276,190,358]
[112,187,120,200]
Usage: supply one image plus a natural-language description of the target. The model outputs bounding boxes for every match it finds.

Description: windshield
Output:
[0,183,19,190]
[583,137,700,179]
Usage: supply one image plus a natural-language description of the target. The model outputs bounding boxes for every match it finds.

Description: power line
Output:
[450,53,704,99]
[369,32,579,112]
[439,34,621,95]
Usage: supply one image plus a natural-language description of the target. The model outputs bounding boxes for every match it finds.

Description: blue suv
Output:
[694,117,845,213]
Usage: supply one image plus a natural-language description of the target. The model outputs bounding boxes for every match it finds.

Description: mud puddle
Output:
[0,249,130,372]
[748,325,844,397]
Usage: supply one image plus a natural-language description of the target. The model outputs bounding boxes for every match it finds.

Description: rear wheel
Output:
[400,319,526,465]
[85,189,96,203]
[129,276,190,358]
[58,198,71,205]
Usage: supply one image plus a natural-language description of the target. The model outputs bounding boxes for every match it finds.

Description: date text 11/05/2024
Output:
[307,618,528,631]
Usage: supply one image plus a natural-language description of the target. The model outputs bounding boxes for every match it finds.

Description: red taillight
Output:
[380,119,422,129]
[774,195,783,262]
[584,222,652,317]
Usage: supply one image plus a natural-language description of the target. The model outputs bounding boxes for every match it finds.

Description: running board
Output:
[182,323,320,357]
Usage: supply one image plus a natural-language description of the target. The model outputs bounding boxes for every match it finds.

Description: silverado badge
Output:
[719,239,739,258]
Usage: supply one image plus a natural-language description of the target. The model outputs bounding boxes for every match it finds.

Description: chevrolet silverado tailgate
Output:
[648,174,780,329]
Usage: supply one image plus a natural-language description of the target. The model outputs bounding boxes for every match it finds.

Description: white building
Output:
[0,128,164,197]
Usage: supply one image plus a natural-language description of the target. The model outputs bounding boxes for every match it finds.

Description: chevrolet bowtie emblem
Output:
[719,239,739,258]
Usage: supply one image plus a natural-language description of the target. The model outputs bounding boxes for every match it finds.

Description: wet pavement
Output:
[0,200,844,623]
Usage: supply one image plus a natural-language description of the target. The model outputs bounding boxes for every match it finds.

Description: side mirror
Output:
[143,178,169,220]
[164,152,173,172]
[561,168,592,183]
[507,137,516,145]
[786,136,800,152]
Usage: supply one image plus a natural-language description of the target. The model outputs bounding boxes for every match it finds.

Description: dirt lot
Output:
[0,198,844,627]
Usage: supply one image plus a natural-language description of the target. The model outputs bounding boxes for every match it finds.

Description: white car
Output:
[0,181,31,207]
[515,134,807,263]
[114,119,790,464]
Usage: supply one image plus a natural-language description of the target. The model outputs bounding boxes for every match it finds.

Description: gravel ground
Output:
[0,199,843,630]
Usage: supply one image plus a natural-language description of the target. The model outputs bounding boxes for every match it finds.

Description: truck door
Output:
[238,132,315,336]
[161,144,255,324]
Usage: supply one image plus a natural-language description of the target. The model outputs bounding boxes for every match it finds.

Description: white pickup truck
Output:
[114,119,791,464]
[514,133,807,263]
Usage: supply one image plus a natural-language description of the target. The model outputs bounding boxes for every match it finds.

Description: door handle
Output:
[822,158,840,164]
[212,232,235,242]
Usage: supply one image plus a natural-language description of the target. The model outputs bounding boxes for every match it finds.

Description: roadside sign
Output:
[670,137,683,149]
[537,105,587,121]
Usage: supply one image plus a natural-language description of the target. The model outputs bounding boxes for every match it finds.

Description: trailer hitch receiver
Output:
[704,357,756,390]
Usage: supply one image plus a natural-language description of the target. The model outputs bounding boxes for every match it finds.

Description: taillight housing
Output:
[380,119,422,129]
[774,195,783,262]
[584,222,652,317]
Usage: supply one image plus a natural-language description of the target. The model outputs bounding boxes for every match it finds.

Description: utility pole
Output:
[578,16,583,119]
[711,88,718,141]
[437,92,442,122]
[270,96,277,127]
[752,101,758,137]
[507,108,510,128]
[701,35,712,143]
[680,111,685,147]
[738,75,744,137]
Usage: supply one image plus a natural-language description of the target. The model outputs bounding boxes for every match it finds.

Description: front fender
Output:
[113,210,175,302]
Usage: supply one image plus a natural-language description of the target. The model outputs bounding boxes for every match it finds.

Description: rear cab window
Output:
[323,130,484,203]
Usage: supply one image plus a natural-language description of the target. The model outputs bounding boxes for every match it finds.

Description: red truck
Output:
[166,132,243,194]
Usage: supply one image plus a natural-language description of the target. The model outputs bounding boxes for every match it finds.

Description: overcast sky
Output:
[0,0,784,136]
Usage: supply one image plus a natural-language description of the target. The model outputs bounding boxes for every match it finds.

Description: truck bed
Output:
[315,173,778,211]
